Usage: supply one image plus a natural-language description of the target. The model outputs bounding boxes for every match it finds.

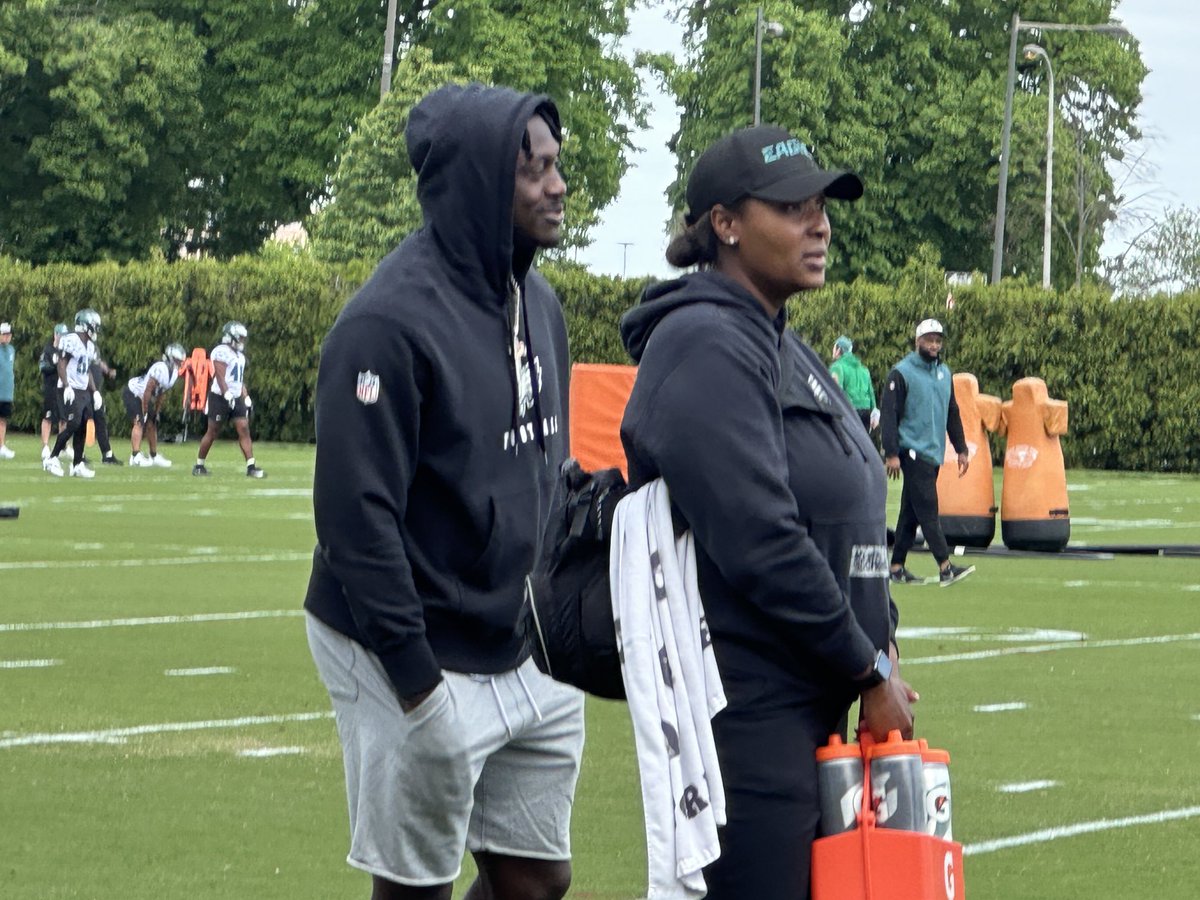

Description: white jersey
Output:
[211,343,247,395]
[59,332,97,391]
[127,360,178,400]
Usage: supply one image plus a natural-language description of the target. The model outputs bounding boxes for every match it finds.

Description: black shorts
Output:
[205,393,248,423]
[42,382,62,422]
[0,400,12,419]
[61,389,93,427]
[121,387,159,427]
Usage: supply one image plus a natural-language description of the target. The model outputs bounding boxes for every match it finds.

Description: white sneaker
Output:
[41,444,51,460]
[43,456,64,477]
[129,453,146,467]
[70,462,96,479]
[150,454,172,468]
[0,445,14,459]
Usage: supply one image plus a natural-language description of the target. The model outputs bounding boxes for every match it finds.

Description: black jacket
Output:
[304,84,569,699]
[619,271,896,703]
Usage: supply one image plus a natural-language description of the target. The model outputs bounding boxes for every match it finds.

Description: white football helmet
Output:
[221,321,248,352]
[75,308,102,340]
[163,342,187,370]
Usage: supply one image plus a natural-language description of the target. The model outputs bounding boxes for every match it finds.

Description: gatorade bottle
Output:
[868,731,926,832]
[816,735,863,836]
[920,740,953,840]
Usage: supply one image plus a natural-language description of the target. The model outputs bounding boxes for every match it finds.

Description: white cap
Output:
[915,318,943,339]
[0,322,11,334]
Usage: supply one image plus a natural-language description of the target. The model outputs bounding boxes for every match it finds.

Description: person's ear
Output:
[710,204,739,247]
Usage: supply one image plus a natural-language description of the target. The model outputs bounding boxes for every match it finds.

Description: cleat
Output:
[889,567,925,585]
[70,462,96,479]
[0,445,14,459]
[939,563,975,587]
[43,456,64,477]
[41,445,51,460]
[129,453,149,467]
[150,454,172,468]
[246,464,266,479]
[192,463,210,477]
[101,454,123,466]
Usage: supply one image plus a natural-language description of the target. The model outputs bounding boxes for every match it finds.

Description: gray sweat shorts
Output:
[305,612,585,887]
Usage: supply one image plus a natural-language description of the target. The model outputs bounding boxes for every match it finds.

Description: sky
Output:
[573,0,1200,280]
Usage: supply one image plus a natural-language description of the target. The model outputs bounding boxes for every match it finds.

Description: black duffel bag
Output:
[527,459,628,700]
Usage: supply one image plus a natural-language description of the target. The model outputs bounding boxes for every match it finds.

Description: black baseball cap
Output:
[684,125,863,225]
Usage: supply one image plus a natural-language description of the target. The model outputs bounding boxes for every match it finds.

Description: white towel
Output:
[612,479,727,900]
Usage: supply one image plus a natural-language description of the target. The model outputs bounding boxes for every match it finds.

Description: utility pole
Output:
[380,0,399,100]
[617,242,633,279]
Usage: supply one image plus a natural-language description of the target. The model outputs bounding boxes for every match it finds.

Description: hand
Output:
[244,395,252,409]
[957,451,970,478]
[93,390,103,410]
[224,389,237,405]
[859,645,916,742]
[869,408,881,431]
[139,410,150,426]
[399,682,439,714]
[885,455,901,480]
[63,386,75,405]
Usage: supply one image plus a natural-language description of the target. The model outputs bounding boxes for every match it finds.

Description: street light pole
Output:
[1024,44,1055,289]
[753,7,784,127]
[989,16,1129,284]
[617,241,633,279]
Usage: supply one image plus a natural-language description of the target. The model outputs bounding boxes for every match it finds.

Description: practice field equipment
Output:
[1000,378,1069,552]
[813,731,965,900]
[0,505,19,519]
[568,363,636,480]
[177,348,215,441]
[936,373,1002,548]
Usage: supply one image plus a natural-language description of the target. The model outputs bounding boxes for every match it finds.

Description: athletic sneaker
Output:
[129,453,149,467]
[150,454,173,468]
[41,445,51,460]
[192,463,210,477]
[939,563,976,587]
[101,454,124,466]
[246,464,266,479]
[70,462,96,479]
[43,455,64,477]
[889,567,925,585]
[0,445,14,459]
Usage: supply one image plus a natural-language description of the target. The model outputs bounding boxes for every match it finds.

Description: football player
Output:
[125,343,187,467]
[44,309,103,478]
[193,322,265,478]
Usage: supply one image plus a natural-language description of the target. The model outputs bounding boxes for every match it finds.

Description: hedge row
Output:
[1,255,1196,471]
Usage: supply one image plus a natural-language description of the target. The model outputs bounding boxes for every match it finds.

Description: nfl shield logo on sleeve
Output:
[356,370,380,405]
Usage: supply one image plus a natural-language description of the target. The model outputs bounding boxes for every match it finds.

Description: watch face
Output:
[876,650,893,682]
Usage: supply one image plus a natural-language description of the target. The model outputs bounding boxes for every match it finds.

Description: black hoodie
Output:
[619,271,896,704]
[304,84,569,699]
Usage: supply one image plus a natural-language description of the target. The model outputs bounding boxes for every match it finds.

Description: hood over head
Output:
[406,82,559,293]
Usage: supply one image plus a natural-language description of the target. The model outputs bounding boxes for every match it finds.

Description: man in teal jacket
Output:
[881,319,974,587]
[829,334,879,433]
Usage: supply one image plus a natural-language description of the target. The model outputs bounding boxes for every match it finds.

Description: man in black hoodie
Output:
[304,83,582,900]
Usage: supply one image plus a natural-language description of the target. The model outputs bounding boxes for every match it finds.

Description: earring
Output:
[727,237,737,246]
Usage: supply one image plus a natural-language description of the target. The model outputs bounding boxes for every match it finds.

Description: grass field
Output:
[1,431,1198,899]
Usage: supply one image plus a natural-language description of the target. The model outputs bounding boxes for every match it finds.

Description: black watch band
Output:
[856,649,892,689]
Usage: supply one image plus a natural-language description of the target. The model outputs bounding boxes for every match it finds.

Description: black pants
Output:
[891,452,950,568]
[702,668,845,900]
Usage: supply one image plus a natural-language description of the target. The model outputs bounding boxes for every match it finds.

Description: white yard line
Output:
[974,702,1028,713]
[964,806,1200,856]
[0,711,332,749]
[238,746,307,758]
[0,552,312,571]
[0,609,303,633]
[0,659,62,669]
[997,780,1059,793]
[904,632,1200,666]
[164,667,236,677]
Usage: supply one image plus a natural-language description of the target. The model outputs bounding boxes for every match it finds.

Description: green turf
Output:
[1,432,1198,898]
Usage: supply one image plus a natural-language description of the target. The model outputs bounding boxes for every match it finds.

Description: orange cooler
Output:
[937,373,1002,548]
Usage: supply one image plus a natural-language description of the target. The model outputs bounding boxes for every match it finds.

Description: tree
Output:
[664,0,1146,284]
[0,6,204,263]
[1108,205,1200,297]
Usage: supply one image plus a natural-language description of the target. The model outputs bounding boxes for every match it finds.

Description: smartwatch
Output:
[856,649,892,689]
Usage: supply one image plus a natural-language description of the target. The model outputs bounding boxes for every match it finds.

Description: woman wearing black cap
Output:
[618,125,917,899]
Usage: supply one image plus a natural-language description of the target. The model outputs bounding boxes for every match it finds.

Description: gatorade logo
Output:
[943,851,956,899]
[761,138,812,163]
[1006,443,1039,469]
